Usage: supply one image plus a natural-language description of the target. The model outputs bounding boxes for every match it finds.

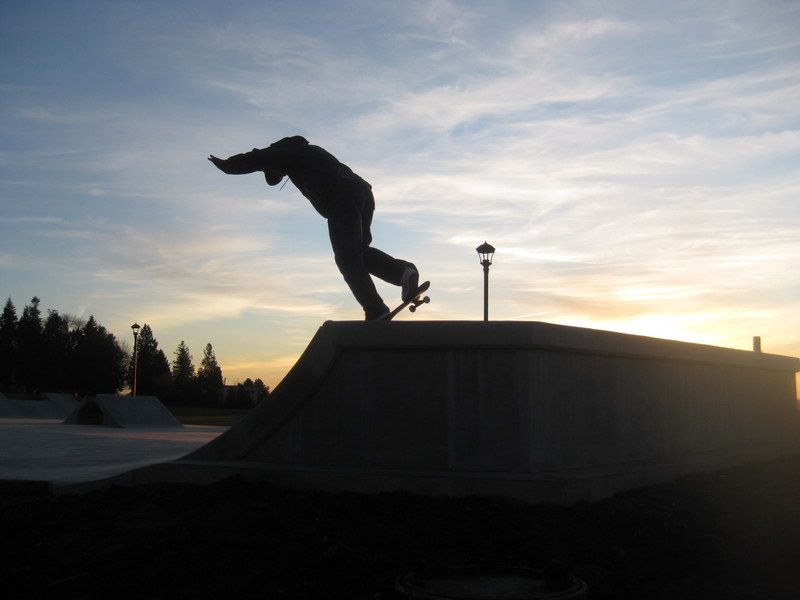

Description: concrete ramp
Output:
[70,322,800,502]
[65,395,182,429]
[42,393,79,417]
[0,392,76,420]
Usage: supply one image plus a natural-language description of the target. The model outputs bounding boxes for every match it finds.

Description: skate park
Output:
[5,319,796,504]
[0,390,224,486]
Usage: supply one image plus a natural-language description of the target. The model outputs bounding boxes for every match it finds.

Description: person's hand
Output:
[208,155,228,171]
[207,152,260,175]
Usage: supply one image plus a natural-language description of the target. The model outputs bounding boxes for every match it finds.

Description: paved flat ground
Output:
[0,419,226,485]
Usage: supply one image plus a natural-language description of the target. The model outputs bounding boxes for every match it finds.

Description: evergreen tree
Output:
[197,343,224,407]
[131,324,171,397]
[41,310,72,392]
[93,320,127,394]
[0,298,18,390]
[16,297,43,391]
[172,341,195,381]
[170,340,196,405]
[73,316,127,395]
[0,297,126,394]
[253,378,270,404]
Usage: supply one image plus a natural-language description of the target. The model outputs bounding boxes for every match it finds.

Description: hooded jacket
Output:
[218,136,370,218]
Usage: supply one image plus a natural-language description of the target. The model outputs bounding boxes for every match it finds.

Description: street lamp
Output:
[476,241,495,322]
[131,323,140,396]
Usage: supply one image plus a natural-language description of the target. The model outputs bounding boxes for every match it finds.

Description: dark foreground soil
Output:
[3,455,799,600]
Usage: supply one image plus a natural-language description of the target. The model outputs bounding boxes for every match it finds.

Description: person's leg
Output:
[364,247,412,285]
[327,189,389,320]
[360,188,416,286]
[360,188,419,301]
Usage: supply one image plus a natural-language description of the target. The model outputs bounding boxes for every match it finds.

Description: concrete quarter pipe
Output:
[71,321,800,503]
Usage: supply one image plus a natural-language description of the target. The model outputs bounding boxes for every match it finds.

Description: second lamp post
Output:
[476,241,495,322]
[131,323,140,396]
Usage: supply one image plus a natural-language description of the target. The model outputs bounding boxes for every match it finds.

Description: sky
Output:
[1,0,799,391]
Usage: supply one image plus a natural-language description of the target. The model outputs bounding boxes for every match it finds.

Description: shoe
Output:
[401,265,419,302]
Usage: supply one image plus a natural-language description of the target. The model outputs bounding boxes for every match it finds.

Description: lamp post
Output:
[476,241,495,322]
[131,323,140,396]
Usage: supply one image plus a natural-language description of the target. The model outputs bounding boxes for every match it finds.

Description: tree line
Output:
[0,297,126,396]
[0,296,268,407]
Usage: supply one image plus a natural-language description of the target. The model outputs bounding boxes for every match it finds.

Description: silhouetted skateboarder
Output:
[209,136,420,321]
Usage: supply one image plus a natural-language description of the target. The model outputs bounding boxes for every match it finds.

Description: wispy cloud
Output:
[0,216,64,224]
[14,106,118,124]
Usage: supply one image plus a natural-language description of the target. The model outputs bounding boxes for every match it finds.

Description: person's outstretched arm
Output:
[208,149,269,175]
[209,137,308,175]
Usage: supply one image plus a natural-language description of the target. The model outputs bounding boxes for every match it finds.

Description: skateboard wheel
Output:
[423,296,430,303]
[410,305,416,312]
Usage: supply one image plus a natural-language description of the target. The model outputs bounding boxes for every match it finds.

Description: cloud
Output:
[0,216,64,224]
[506,17,638,57]
[14,106,118,124]
[80,217,348,328]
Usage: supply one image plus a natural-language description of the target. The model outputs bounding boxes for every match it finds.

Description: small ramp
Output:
[65,395,183,429]
[0,392,75,420]
[42,393,79,417]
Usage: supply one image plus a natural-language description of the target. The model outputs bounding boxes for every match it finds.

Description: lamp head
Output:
[476,241,495,265]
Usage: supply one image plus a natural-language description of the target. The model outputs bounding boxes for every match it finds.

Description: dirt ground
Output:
[3,454,799,599]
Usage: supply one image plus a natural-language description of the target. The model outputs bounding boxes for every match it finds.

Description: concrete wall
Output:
[183,322,798,503]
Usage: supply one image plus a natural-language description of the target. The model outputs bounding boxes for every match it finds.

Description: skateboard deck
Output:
[382,281,430,321]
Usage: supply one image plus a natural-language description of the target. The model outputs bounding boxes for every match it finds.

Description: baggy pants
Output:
[326,181,413,319]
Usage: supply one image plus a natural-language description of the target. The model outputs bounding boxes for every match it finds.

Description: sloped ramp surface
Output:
[0,392,76,420]
[42,393,79,417]
[65,395,182,429]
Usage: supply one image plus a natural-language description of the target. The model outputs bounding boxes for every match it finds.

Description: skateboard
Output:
[382,281,431,321]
